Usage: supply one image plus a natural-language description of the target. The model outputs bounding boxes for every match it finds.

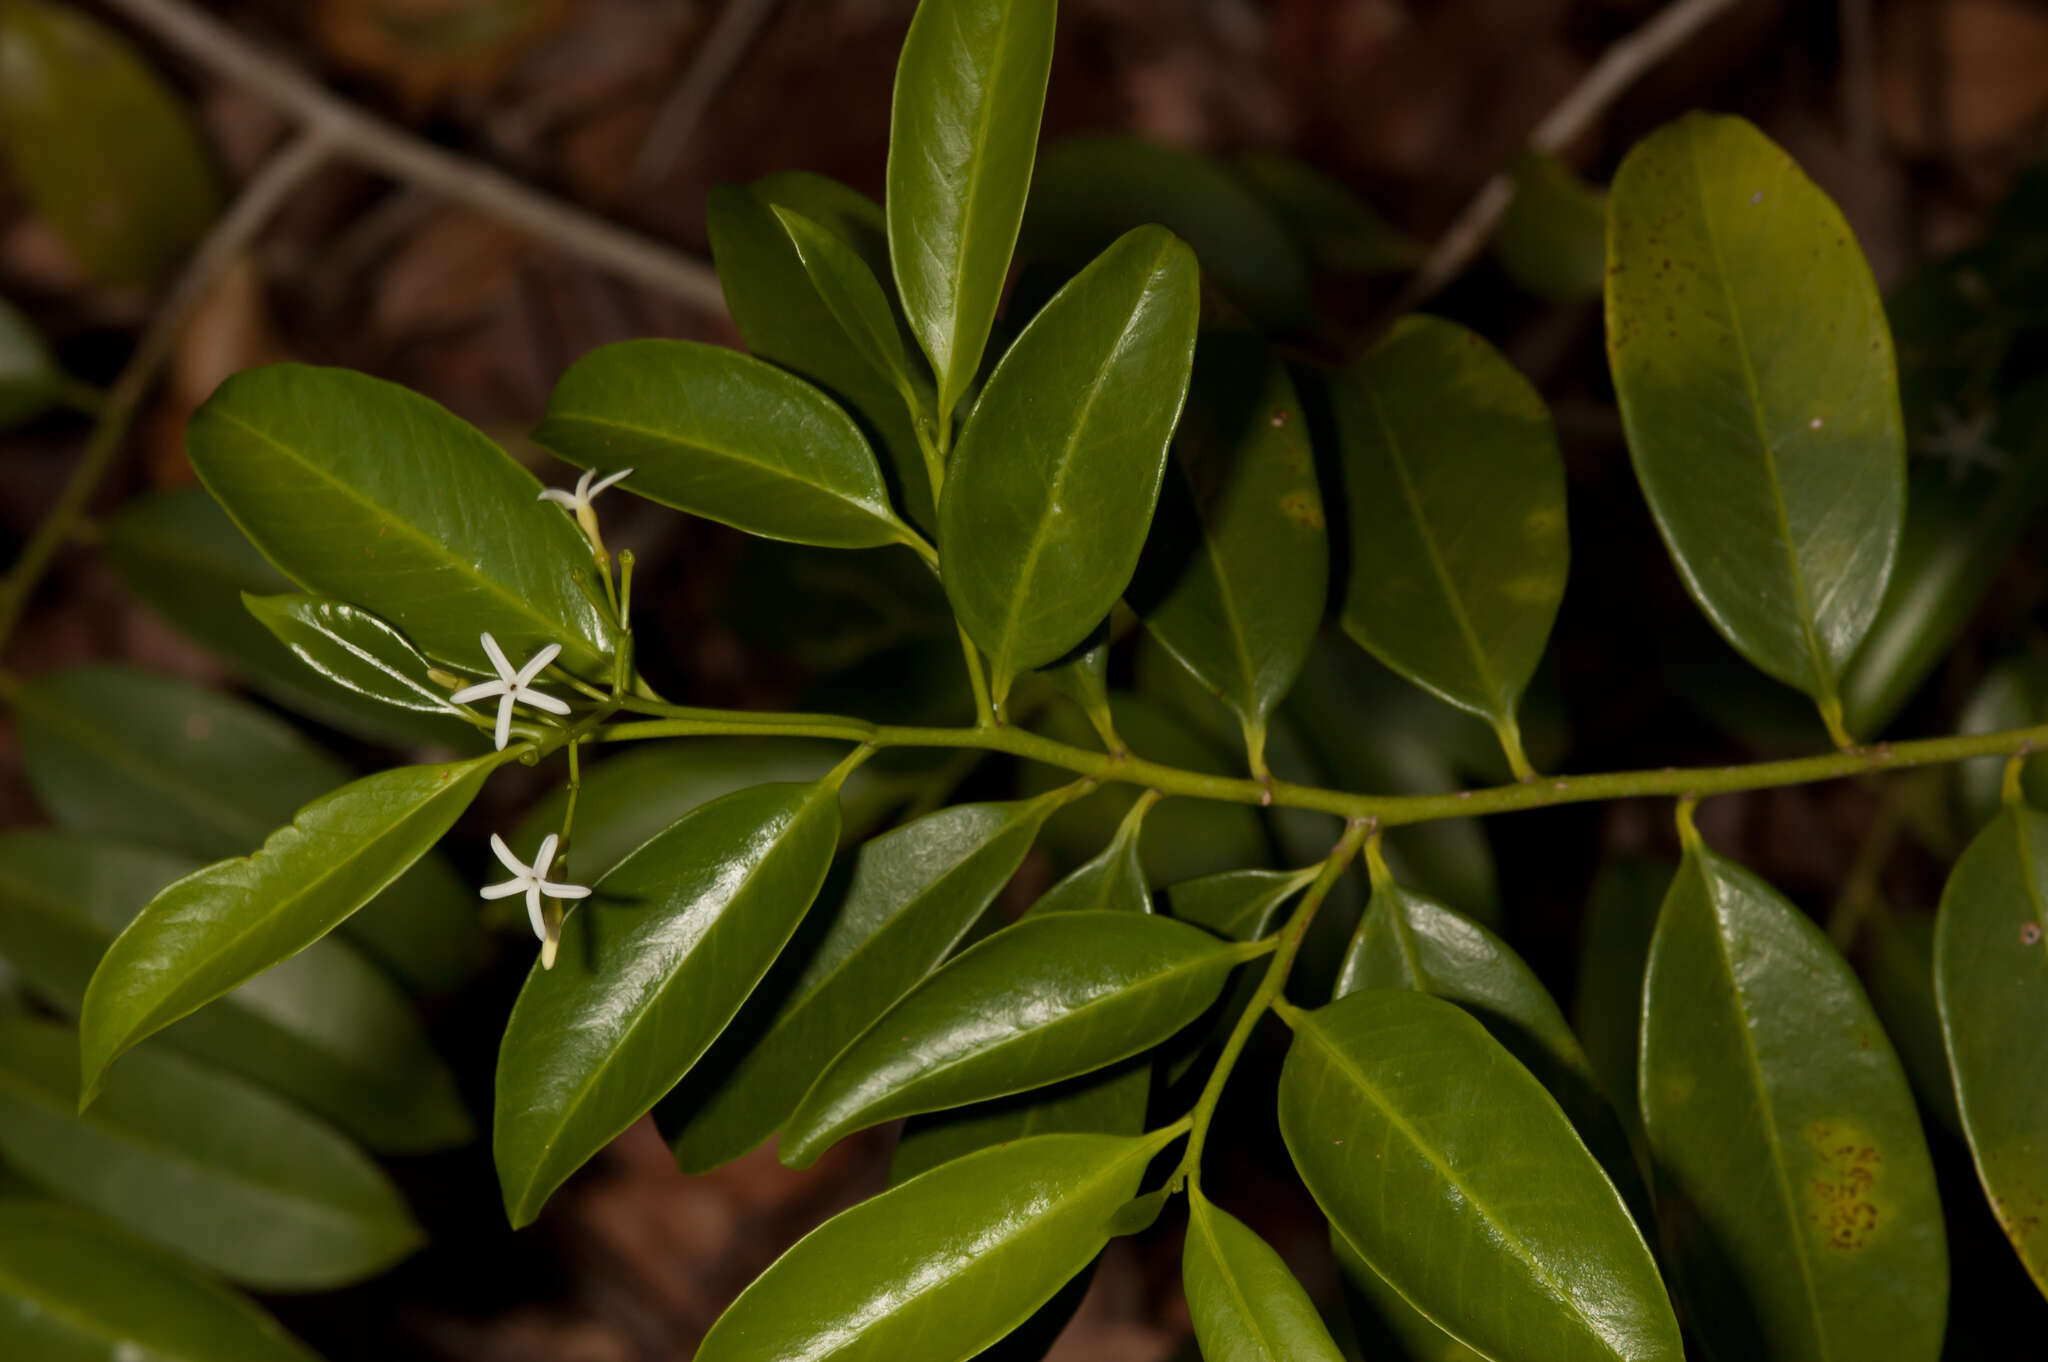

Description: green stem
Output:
[957,623,996,728]
[1179,821,1370,1191]
[594,702,2048,829]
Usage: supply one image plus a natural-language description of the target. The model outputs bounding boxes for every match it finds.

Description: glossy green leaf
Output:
[0,1016,420,1290]
[1493,153,1606,302]
[79,751,503,1102]
[1159,867,1309,1084]
[1333,1229,1486,1362]
[1333,314,1567,765]
[698,1128,1172,1362]
[1839,390,2048,737]
[1572,855,1671,1135]
[1280,989,1680,1362]
[0,295,59,429]
[1336,859,1647,1220]
[726,539,956,671]
[0,1,218,284]
[1130,334,1326,763]
[13,665,484,995]
[1935,804,2048,1296]
[709,177,934,531]
[887,815,1155,1184]
[1862,907,1962,1139]
[782,910,1254,1167]
[536,339,919,551]
[1022,135,1314,330]
[886,0,1056,420]
[100,489,474,748]
[244,592,477,723]
[494,780,841,1226]
[1606,113,1905,737]
[187,364,617,678]
[1230,152,1421,276]
[665,793,1064,1173]
[939,226,1201,702]
[0,832,471,1153]
[0,1200,322,1362]
[774,205,926,413]
[1640,843,1946,1360]
[510,737,890,883]
[1184,1192,1345,1362]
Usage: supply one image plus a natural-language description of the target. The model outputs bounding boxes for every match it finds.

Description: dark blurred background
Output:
[3,1,2046,1359]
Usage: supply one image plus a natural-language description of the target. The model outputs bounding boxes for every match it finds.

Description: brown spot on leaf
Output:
[1807,1121,1883,1250]
[1279,491,1324,531]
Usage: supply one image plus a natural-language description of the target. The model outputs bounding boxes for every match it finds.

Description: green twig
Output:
[1177,821,1370,1191]
[595,701,2048,829]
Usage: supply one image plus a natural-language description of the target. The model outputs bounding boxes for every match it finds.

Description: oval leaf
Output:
[494,780,842,1226]
[1605,113,1905,737]
[1571,855,1671,1138]
[1337,855,1644,1216]
[709,176,935,531]
[13,664,485,994]
[1184,1192,1346,1362]
[1494,153,1607,302]
[1279,989,1680,1362]
[244,592,481,723]
[0,1,218,284]
[783,910,1252,1167]
[0,1200,321,1362]
[1334,314,1567,765]
[700,1128,1170,1362]
[886,0,1056,419]
[101,488,472,747]
[1131,334,1327,763]
[665,794,1062,1173]
[535,339,917,550]
[1935,804,2048,1296]
[940,226,1201,702]
[0,831,471,1153]
[1640,842,1947,1360]
[187,363,617,678]
[0,1016,420,1290]
[774,204,925,411]
[887,819,1156,1184]
[80,752,504,1101]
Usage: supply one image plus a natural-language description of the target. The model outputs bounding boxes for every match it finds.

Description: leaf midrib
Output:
[111,763,485,1054]
[1296,1017,1617,1353]
[990,253,1164,682]
[1359,376,1503,715]
[810,931,1246,1143]
[1193,1201,1288,1359]
[541,410,891,522]
[1684,123,1834,698]
[933,0,1024,407]
[1695,859,1832,1362]
[511,792,828,1212]
[207,405,597,659]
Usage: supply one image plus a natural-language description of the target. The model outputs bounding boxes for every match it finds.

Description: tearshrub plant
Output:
[5,0,2048,1359]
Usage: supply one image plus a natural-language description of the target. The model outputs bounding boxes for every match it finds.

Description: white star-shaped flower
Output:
[480,832,590,968]
[450,633,572,750]
[539,467,632,516]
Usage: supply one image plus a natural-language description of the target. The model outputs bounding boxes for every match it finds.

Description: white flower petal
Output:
[522,690,573,716]
[526,886,548,942]
[589,467,633,496]
[489,833,528,876]
[544,881,592,900]
[493,695,514,751]
[538,488,579,508]
[480,632,514,679]
[532,834,560,878]
[514,642,563,686]
[479,879,528,901]
[449,680,504,705]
